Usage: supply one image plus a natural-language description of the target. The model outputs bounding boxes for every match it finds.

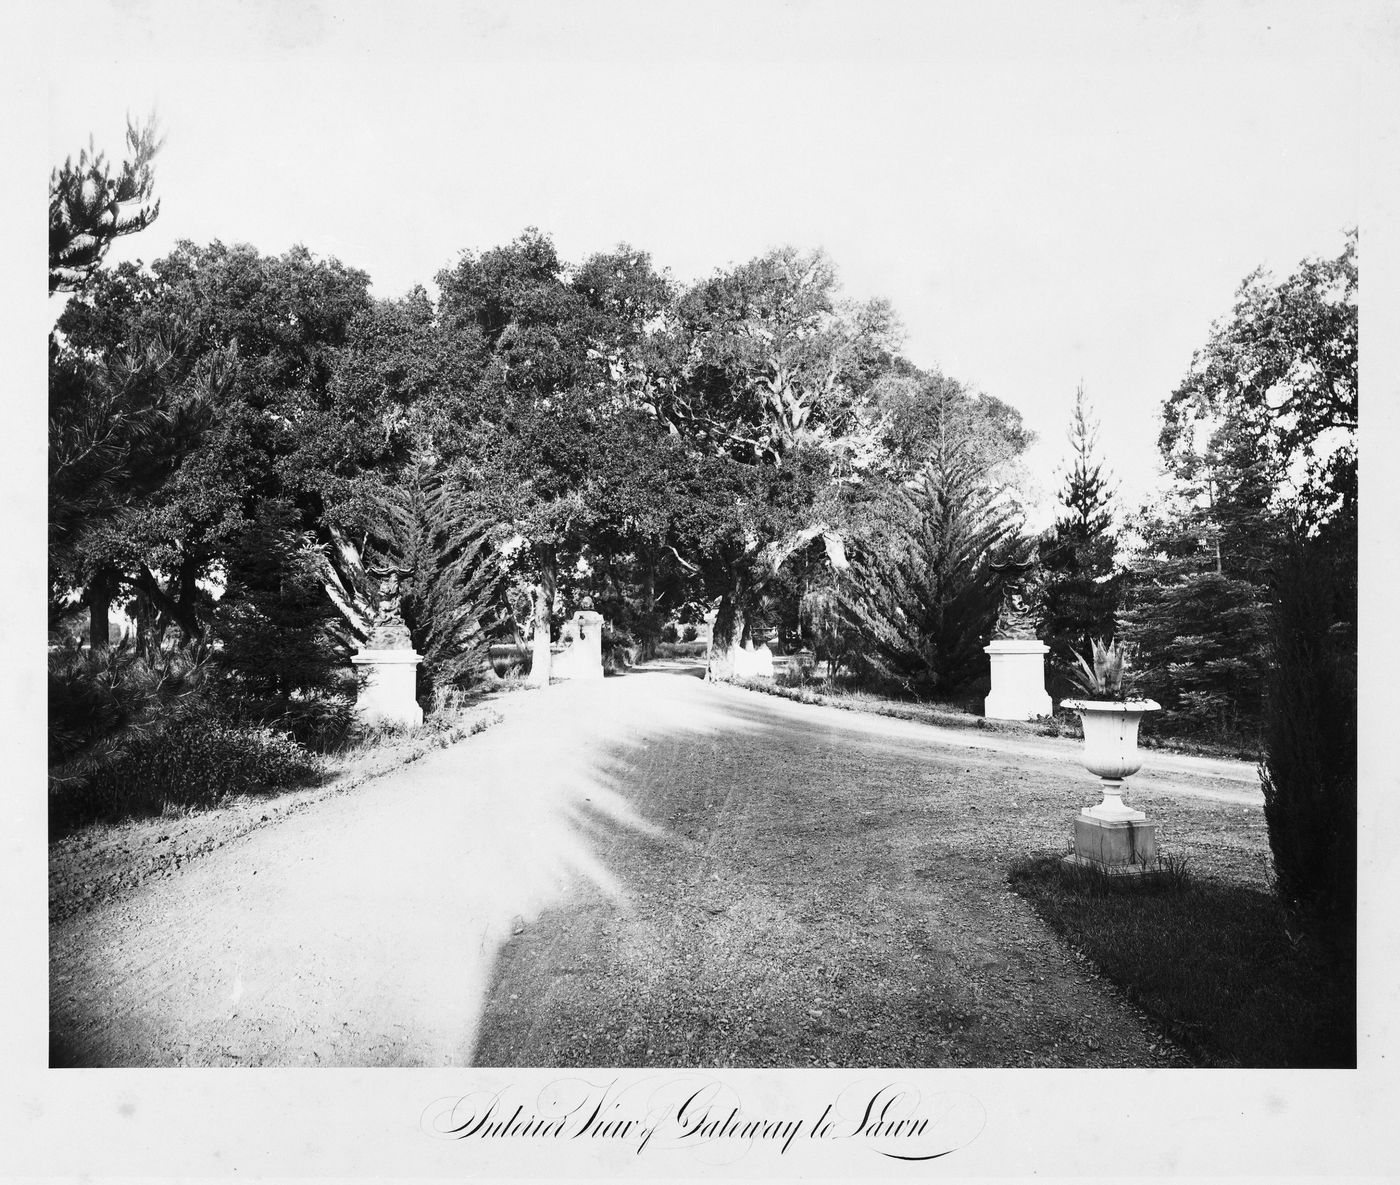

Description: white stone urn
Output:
[1061,698,1161,821]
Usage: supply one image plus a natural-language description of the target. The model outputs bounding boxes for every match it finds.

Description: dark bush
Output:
[209,499,345,721]
[50,703,319,834]
[660,622,679,643]
[602,626,637,673]
[1260,537,1356,958]
[680,623,698,642]
[277,691,357,752]
[48,639,208,773]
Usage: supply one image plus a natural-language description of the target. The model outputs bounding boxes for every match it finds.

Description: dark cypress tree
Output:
[1039,383,1121,676]
[1259,533,1356,961]
[210,499,344,721]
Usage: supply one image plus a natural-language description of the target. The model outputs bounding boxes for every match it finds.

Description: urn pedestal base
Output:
[1066,812,1159,873]
[351,648,424,728]
[983,639,1052,720]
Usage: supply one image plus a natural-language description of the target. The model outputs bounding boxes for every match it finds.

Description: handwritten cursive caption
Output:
[422,1077,985,1162]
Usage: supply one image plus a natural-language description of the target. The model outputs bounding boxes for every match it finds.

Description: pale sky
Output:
[43,0,1367,525]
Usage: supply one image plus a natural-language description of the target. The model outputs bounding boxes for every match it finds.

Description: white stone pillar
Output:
[983,639,1052,720]
[570,609,605,679]
[351,648,424,728]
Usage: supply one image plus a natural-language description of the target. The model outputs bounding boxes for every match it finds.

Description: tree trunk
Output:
[527,543,556,687]
[85,568,118,651]
[132,581,163,660]
[637,546,658,662]
[706,567,747,679]
[134,564,203,648]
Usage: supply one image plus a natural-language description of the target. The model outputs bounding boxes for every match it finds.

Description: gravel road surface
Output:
[51,664,1264,1068]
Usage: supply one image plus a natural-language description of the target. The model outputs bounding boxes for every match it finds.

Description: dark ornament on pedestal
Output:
[989,549,1040,640]
[365,564,414,649]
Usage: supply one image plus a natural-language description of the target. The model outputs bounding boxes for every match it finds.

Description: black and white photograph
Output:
[6,0,1399,1178]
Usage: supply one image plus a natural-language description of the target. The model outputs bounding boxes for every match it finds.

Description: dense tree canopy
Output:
[51,242,377,653]
[1158,230,1357,544]
[1124,232,1356,740]
[52,126,1353,760]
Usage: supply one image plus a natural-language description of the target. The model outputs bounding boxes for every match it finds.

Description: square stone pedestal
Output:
[1067,811,1159,872]
[983,639,1052,720]
[351,648,424,728]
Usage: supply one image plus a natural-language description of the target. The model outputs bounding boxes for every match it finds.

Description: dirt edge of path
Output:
[713,673,1259,763]
[48,700,512,925]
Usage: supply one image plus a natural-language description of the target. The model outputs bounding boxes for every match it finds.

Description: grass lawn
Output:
[716,672,1352,1069]
[1008,855,1355,1068]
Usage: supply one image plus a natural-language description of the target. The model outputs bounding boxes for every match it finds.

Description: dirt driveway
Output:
[50,665,1264,1068]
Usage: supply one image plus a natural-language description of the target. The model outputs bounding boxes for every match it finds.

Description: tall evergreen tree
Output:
[209,500,344,721]
[1124,235,1355,744]
[1039,383,1121,674]
[1117,505,1272,738]
[831,376,1027,694]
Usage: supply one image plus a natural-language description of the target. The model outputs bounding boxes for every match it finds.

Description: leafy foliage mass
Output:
[1121,234,1356,745]
[47,641,318,835]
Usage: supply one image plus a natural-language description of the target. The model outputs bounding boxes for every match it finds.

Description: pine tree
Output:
[1118,495,1272,739]
[50,116,163,295]
[835,427,1023,695]
[1040,383,1120,674]
[210,500,344,719]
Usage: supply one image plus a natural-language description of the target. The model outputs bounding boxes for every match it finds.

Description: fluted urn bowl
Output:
[1061,698,1161,819]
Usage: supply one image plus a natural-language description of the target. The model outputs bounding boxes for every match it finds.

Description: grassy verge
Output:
[719,674,1259,760]
[1007,854,1355,1067]
[718,675,1051,737]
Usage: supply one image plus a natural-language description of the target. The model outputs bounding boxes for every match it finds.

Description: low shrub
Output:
[50,704,320,834]
[680,624,699,642]
[655,640,709,659]
[276,691,357,752]
[48,639,209,770]
[602,626,638,673]
[488,642,530,678]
